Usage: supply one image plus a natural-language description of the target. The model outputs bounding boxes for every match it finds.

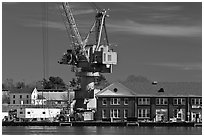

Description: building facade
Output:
[9,88,33,105]
[96,82,202,122]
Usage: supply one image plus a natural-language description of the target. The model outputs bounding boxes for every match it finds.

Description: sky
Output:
[2,2,202,84]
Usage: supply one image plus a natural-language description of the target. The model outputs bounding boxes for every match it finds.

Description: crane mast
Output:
[58,2,117,111]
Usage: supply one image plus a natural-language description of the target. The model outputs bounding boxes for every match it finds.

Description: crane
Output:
[58,2,117,113]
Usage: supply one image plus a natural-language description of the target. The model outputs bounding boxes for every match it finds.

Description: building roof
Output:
[38,91,75,101]
[9,87,34,94]
[96,82,202,97]
[95,82,136,97]
[123,82,202,97]
[37,89,66,92]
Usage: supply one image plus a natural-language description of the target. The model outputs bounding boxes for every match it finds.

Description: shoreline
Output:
[2,121,201,127]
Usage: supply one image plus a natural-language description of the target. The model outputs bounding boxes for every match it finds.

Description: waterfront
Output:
[2,126,202,135]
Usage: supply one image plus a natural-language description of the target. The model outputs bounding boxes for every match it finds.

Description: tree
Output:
[16,81,26,89]
[43,76,66,89]
[3,78,15,90]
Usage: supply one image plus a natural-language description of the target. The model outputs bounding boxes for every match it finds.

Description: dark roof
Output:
[37,89,66,92]
[9,87,34,94]
[122,82,202,97]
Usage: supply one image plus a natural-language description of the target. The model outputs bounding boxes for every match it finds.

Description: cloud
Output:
[149,62,202,70]
[107,20,201,37]
[72,9,95,15]
[23,20,65,30]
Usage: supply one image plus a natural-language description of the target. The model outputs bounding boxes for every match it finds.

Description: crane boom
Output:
[62,2,83,53]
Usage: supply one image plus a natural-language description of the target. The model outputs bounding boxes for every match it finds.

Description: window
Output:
[156,98,168,105]
[138,98,150,105]
[102,109,106,118]
[124,98,128,105]
[27,95,29,98]
[110,109,120,118]
[13,95,15,98]
[27,112,30,114]
[191,98,202,105]
[42,112,46,114]
[173,98,186,105]
[103,53,106,61]
[20,112,23,114]
[12,100,15,104]
[110,98,120,105]
[102,98,107,105]
[108,55,112,61]
[195,99,198,105]
[138,108,150,118]
[20,95,22,99]
[26,100,29,104]
[124,109,128,118]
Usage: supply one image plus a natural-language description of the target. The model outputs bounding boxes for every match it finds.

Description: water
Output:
[2,126,202,135]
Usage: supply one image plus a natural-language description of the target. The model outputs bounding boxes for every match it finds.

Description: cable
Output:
[89,2,101,12]
[42,2,49,107]
[57,3,72,48]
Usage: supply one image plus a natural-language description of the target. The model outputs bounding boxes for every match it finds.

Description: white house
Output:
[31,88,46,105]
[31,88,38,105]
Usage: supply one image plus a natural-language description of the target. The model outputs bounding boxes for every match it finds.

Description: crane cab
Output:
[85,44,117,65]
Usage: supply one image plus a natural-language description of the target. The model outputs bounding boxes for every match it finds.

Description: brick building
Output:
[9,88,33,105]
[95,82,202,122]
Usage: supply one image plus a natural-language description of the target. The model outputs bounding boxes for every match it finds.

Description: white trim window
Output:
[110,109,120,118]
[138,108,150,118]
[110,98,120,105]
[156,98,168,105]
[173,98,186,105]
[124,109,128,118]
[102,98,107,105]
[191,98,202,105]
[138,98,150,105]
[102,109,106,118]
[124,98,128,105]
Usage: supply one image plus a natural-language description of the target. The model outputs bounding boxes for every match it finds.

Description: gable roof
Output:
[37,89,66,92]
[9,87,34,94]
[122,82,202,97]
[95,81,201,98]
[95,82,136,97]
[38,91,75,101]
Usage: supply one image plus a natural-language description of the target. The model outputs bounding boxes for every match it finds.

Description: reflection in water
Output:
[2,126,202,135]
